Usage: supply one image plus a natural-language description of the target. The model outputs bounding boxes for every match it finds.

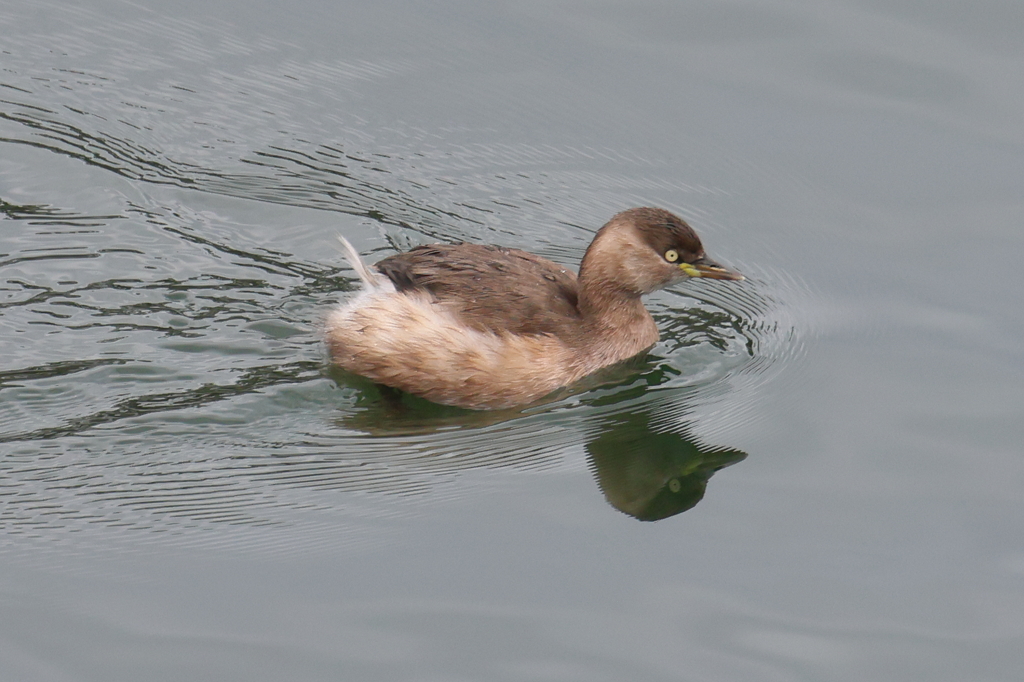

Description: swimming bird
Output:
[326,207,743,410]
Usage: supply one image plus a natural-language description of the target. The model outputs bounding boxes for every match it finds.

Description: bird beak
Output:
[679,258,744,281]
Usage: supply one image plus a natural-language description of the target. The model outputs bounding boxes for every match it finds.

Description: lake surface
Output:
[2,0,1023,680]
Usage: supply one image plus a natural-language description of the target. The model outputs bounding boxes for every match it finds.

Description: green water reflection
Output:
[586,409,745,521]
[330,357,747,521]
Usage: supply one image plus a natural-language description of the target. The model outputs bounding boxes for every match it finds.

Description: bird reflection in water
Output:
[585,410,745,521]
[330,363,747,521]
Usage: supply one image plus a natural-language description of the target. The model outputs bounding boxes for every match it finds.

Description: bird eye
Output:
[664,249,679,262]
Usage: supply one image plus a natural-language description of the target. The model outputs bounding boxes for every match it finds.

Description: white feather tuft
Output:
[337,236,393,293]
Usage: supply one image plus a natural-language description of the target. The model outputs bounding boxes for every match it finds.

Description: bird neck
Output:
[575,276,659,366]
[573,223,660,363]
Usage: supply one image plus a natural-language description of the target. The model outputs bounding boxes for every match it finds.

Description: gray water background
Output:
[2,0,1023,680]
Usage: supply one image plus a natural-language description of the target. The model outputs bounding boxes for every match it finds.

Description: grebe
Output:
[326,207,743,409]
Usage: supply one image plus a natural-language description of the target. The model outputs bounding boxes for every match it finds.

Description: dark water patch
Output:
[1,197,122,228]
[0,360,322,444]
[0,358,129,387]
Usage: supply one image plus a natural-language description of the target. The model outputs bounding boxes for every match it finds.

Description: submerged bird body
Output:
[326,208,742,410]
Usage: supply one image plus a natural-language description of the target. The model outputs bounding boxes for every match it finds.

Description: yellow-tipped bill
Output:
[680,259,744,281]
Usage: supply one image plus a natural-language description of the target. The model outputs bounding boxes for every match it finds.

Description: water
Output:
[2,0,1023,680]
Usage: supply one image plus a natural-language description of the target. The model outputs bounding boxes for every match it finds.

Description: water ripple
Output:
[0,0,817,555]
